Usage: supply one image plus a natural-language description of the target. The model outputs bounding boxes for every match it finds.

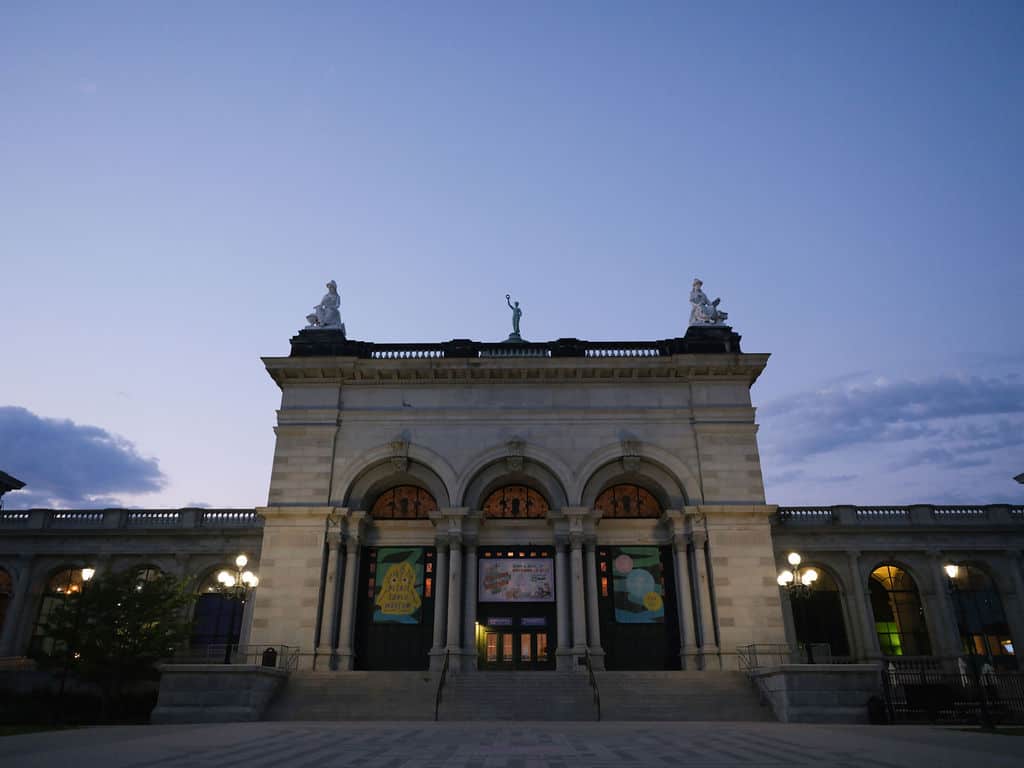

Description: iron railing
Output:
[174,644,299,671]
[434,650,450,722]
[882,664,1024,725]
[584,648,601,721]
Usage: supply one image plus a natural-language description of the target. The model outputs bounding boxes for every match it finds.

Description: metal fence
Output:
[172,644,299,671]
[882,665,1024,724]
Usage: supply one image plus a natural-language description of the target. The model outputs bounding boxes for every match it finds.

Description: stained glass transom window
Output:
[595,484,661,518]
[482,485,549,519]
[371,486,437,519]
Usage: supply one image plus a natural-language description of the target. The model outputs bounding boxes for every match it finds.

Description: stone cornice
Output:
[262,353,769,390]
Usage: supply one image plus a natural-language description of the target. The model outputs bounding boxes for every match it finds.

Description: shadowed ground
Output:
[2,721,1024,767]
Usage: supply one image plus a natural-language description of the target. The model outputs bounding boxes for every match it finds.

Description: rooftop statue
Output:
[688,278,729,327]
[305,280,346,335]
[505,294,524,342]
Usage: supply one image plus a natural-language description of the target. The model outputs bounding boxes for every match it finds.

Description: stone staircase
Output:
[595,671,774,721]
[264,671,437,721]
[262,669,773,722]
[437,671,597,721]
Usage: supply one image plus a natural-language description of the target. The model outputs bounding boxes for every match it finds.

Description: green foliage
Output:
[38,569,196,685]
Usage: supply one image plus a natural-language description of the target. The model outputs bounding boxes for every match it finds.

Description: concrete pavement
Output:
[2,721,1024,767]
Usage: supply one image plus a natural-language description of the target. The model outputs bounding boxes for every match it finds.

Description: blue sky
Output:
[2,2,1022,509]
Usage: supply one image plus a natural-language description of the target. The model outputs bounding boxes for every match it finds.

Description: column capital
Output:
[569,530,586,550]
[672,531,690,550]
[691,528,707,547]
[448,532,463,550]
[431,507,469,538]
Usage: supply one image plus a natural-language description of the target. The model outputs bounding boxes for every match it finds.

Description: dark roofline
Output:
[0,471,26,495]
[287,325,743,358]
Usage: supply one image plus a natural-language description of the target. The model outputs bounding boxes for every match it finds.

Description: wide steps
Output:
[438,672,596,721]
[595,671,774,721]
[265,671,437,721]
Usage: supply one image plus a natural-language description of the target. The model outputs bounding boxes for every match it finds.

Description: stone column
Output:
[584,538,605,669]
[672,533,699,669]
[851,553,882,660]
[570,532,588,662]
[554,536,572,671]
[336,516,364,671]
[999,551,1024,671]
[691,529,720,669]
[840,551,868,660]
[430,536,449,671]
[462,541,478,671]
[314,533,342,669]
[927,552,964,659]
[446,534,463,664]
[0,559,32,657]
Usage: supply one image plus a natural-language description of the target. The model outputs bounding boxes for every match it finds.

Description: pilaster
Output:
[335,511,366,670]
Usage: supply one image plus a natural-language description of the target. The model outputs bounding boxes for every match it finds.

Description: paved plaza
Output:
[2,722,1024,768]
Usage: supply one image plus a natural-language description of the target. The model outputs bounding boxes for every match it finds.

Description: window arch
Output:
[371,486,437,520]
[482,485,549,519]
[790,567,850,658]
[595,484,662,519]
[190,568,244,650]
[870,565,931,656]
[0,569,11,640]
[31,568,89,656]
[949,565,1015,668]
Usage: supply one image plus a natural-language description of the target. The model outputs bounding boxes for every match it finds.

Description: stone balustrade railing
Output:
[288,329,744,359]
[776,504,1023,526]
[0,508,263,530]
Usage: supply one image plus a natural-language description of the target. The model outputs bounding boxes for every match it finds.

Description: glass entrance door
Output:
[480,620,553,670]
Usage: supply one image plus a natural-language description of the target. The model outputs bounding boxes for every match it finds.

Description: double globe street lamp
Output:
[216,554,258,664]
[778,551,819,663]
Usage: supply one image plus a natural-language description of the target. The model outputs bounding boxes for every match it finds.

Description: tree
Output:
[37,569,196,721]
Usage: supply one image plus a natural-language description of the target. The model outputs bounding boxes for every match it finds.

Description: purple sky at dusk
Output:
[2,2,1022,509]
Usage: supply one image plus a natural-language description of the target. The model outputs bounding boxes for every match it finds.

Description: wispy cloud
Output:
[760,372,1024,504]
[0,406,165,508]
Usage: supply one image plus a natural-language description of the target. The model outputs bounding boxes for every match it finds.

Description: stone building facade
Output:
[1,326,1022,680]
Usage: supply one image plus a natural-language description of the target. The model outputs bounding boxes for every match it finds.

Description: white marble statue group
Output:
[303,276,728,335]
[305,280,346,336]
[688,278,729,327]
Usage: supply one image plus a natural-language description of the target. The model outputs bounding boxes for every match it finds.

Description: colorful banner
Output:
[478,558,555,602]
[373,547,424,624]
[612,546,665,624]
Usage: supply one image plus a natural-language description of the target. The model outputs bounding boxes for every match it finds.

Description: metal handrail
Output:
[434,650,450,721]
[584,649,601,721]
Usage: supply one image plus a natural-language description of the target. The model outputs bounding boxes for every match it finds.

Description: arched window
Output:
[371,486,437,519]
[190,569,244,650]
[870,565,931,656]
[0,569,12,639]
[595,484,662,519]
[791,568,850,658]
[482,485,549,519]
[949,565,1015,669]
[31,568,88,656]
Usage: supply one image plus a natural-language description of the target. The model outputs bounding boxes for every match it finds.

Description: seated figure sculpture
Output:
[688,278,728,326]
[305,280,346,335]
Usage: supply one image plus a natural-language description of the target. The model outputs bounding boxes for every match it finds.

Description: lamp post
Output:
[57,566,95,723]
[777,552,818,663]
[943,563,995,732]
[215,554,258,664]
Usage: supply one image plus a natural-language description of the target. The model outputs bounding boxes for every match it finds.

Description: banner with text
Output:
[478,558,555,602]
[373,547,425,624]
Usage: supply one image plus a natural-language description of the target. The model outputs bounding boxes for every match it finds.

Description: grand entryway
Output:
[476,546,556,670]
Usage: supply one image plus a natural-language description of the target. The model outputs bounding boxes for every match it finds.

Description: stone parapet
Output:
[749,664,882,723]
[151,664,288,723]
